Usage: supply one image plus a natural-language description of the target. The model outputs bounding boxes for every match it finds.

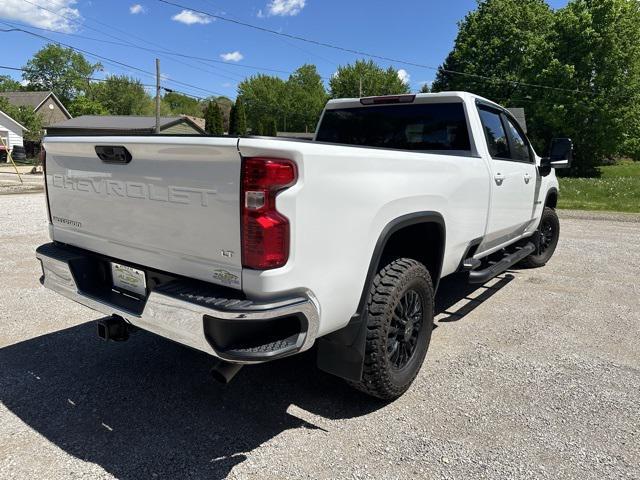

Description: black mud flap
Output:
[316,313,367,382]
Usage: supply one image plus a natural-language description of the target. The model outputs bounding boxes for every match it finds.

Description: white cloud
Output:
[220,51,243,62]
[397,69,410,84]
[129,4,145,14]
[0,0,81,33]
[171,9,211,25]
[264,0,306,17]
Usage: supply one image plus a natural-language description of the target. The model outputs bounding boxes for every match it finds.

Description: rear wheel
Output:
[519,207,560,268]
[348,258,434,400]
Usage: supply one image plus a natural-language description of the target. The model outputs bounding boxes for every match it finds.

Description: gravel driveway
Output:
[1,193,638,480]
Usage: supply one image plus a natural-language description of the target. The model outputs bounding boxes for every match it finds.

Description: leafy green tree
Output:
[286,64,328,132]
[264,118,278,136]
[0,96,43,142]
[22,44,101,105]
[431,0,555,101]
[432,0,640,176]
[238,74,288,133]
[430,0,557,165]
[238,66,327,133]
[163,91,202,116]
[204,101,224,135]
[89,76,150,116]
[204,101,214,133]
[68,95,108,116]
[229,103,237,134]
[542,0,640,175]
[229,98,248,136]
[419,83,430,93]
[234,97,247,135]
[329,59,410,98]
[0,75,22,92]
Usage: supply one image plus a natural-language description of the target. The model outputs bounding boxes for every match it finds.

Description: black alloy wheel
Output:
[387,289,424,370]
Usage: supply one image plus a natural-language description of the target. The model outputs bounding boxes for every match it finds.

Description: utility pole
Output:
[155,58,161,134]
[359,77,363,98]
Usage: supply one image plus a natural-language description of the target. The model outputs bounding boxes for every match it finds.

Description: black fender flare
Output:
[316,211,446,381]
[545,187,559,209]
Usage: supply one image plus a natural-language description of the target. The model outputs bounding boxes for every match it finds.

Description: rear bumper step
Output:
[36,242,319,363]
[468,242,535,284]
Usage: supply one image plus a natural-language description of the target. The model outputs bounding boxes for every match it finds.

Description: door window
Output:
[503,116,532,162]
[478,108,509,158]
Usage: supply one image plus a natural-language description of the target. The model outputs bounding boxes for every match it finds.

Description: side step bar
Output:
[468,242,536,284]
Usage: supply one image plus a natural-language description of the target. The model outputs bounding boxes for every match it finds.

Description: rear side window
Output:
[478,108,509,158]
[316,103,471,152]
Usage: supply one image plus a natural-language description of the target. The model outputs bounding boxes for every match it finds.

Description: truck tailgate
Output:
[43,136,243,289]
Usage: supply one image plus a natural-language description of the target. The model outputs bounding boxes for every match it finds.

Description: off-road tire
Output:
[519,207,560,268]
[348,258,434,400]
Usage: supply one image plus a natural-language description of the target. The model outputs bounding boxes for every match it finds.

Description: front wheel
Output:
[348,258,434,400]
[519,207,560,268]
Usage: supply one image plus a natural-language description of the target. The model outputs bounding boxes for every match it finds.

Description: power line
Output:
[0,64,205,100]
[1,18,312,79]
[0,26,226,98]
[17,0,245,84]
[158,0,595,96]
[0,63,577,109]
[17,0,245,83]
[200,0,339,67]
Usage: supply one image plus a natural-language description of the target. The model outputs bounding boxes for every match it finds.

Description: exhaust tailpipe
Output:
[210,359,243,384]
[96,315,130,342]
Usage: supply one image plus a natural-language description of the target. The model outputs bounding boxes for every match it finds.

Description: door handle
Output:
[494,173,505,185]
[524,173,531,184]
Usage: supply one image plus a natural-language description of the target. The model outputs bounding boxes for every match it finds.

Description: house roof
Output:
[0,91,71,118]
[0,109,28,132]
[48,115,206,133]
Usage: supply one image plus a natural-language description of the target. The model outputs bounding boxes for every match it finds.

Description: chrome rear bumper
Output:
[36,242,319,363]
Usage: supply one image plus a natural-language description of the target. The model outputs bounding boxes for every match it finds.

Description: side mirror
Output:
[542,138,573,169]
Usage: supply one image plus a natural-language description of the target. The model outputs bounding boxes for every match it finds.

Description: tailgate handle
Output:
[95,146,132,164]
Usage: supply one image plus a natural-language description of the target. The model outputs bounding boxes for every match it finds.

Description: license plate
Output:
[111,262,146,296]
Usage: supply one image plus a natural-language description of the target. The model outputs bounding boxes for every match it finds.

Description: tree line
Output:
[0,45,410,139]
[1,0,638,176]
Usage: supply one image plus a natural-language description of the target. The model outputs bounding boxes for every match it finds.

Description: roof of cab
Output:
[324,91,501,110]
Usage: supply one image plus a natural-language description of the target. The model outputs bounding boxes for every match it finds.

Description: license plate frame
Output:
[110,262,147,297]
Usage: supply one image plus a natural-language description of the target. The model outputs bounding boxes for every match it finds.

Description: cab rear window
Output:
[316,103,471,152]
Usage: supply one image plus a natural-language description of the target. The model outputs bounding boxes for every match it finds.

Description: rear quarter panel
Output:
[238,138,491,336]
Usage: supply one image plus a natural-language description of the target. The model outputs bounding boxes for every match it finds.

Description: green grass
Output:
[599,160,640,178]
[558,161,640,213]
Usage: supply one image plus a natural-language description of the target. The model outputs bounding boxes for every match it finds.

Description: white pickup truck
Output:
[37,92,571,399]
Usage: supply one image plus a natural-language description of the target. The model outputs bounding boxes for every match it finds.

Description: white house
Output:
[0,109,26,159]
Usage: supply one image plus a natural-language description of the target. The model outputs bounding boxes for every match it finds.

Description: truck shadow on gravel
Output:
[0,274,514,479]
[0,322,379,479]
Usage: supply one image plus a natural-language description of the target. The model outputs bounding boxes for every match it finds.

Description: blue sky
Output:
[1,0,568,100]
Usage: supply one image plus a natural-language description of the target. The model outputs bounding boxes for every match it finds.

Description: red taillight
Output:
[40,147,52,224]
[241,157,297,270]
